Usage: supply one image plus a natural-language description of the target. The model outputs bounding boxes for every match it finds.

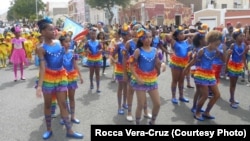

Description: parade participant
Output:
[24,33,34,64]
[34,34,43,67]
[244,26,250,83]
[59,33,83,124]
[5,36,12,59]
[97,31,109,75]
[112,24,130,115]
[108,29,121,82]
[184,30,207,113]
[67,31,77,52]
[221,25,234,80]
[10,25,27,81]
[166,26,193,104]
[123,23,151,122]
[183,29,195,89]
[129,28,166,125]
[212,43,226,84]
[0,34,8,68]
[225,29,248,108]
[184,30,223,121]
[150,26,169,61]
[84,27,102,93]
[36,18,83,139]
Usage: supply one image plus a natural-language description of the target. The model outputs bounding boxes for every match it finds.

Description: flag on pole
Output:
[63,17,84,39]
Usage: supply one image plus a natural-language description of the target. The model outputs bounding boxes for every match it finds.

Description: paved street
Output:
[0,60,250,141]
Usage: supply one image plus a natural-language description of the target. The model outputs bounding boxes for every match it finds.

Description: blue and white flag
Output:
[63,17,84,39]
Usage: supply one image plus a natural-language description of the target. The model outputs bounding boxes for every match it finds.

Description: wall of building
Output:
[89,8,106,25]
[68,0,86,24]
[177,0,202,12]
[195,9,222,27]
[119,0,192,26]
[45,2,68,25]
[225,9,250,26]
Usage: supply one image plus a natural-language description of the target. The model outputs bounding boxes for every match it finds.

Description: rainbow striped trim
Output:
[42,68,68,94]
[87,53,102,67]
[169,54,189,69]
[67,70,78,89]
[131,66,158,91]
[193,67,216,86]
[115,63,124,81]
[227,60,244,77]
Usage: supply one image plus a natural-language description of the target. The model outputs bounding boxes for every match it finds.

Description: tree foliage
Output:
[7,0,45,22]
[86,0,131,25]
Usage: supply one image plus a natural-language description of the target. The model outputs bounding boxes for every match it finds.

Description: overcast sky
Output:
[0,0,69,15]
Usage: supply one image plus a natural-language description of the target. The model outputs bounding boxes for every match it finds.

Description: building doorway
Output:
[175,15,181,26]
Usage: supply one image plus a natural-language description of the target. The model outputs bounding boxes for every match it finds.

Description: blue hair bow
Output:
[44,16,53,24]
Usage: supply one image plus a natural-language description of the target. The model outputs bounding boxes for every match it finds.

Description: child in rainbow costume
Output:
[84,28,102,93]
[226,29,248,109]
[129,28,166,125]
[167,26,192,104]
[112,23,130,115]
[184,30,224,121]
[123,22,152,122]
[58,32,83,125]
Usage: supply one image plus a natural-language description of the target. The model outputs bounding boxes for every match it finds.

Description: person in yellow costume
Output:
[24,33,34,63]
[31,32,39,51]
[0,34,8,67]
[5,36,13,58]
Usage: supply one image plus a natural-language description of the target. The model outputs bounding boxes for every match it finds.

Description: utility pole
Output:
[36,0,38,20]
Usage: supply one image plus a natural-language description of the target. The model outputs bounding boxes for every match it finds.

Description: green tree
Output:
[7,0,45,22]
[56,18,64,27]
[86,0,131,25]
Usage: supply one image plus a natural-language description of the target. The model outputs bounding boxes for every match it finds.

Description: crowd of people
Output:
[0,18,250,139]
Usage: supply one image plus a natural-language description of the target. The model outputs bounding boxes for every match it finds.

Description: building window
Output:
[221,4,227,9]
[234,0,241,8]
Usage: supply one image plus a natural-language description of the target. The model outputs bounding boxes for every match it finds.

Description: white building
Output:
[68,0,85,24]
[45,2,68,24]
[86,5,120,25]
[88,7,106,25]
[204,0,250,9]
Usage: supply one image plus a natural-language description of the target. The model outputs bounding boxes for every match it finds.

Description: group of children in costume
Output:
[2,17,249,139]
